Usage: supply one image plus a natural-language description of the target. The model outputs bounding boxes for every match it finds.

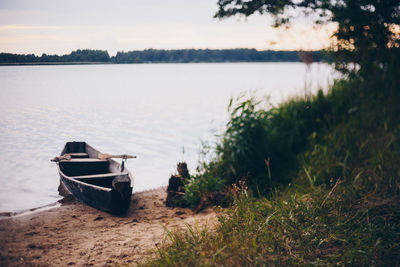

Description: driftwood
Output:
[165,162,190,207]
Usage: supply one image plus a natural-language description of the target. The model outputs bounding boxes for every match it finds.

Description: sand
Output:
[0,188,217,266]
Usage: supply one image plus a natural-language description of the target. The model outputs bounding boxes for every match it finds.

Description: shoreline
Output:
[0,62,113,66]
[0,61,326,66]
[0,202,62,219]
[0,187,217,266]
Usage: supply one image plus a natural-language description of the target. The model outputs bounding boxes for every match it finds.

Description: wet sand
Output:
[0,188,217,266]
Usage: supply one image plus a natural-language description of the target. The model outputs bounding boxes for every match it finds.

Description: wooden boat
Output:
[52,141,134,214]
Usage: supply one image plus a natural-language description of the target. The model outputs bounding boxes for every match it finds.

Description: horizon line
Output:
[1,48,325,57]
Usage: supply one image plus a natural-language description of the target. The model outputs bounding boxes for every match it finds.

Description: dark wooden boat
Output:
[52,141,134,214]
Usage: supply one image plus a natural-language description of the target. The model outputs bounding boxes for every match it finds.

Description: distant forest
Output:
[0,49,326,64]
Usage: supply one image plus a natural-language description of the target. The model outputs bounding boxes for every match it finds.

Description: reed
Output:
[182,76,360,208]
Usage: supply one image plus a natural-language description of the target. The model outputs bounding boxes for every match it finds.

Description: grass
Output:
[141,67,400,266]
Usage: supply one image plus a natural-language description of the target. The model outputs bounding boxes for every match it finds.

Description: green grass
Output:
[141,68,400,266]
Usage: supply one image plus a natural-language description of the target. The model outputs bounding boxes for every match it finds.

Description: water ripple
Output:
[0,63,338,212]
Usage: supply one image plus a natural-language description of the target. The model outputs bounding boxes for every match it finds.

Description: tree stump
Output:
[165,162,190,207]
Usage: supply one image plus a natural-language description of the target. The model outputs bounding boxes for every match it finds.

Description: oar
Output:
[50,154,72,162]
[98,153,136,172]
[98,153,136,160]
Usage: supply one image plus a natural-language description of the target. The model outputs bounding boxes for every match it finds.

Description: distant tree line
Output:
[112,49,325,63]
[0,49,326,64]
[0,49,110,64]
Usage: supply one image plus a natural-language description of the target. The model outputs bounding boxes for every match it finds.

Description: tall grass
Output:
[182,78,361,208]
[142,68,400,265]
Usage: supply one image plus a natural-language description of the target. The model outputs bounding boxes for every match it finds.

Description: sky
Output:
[0,0,336,56]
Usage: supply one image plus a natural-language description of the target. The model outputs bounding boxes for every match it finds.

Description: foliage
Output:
[191,80,361,197]
[112,49,323,63]
[140,2,400,264]
[143,71,400,266]
[63,49,110,62]
[215,0,400,74]
[0,49,110,63]
[147,163,400,266]
[0,49,325,64]
[183,173,227,210]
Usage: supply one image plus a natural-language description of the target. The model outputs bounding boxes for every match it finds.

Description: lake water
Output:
[0,63,337,213]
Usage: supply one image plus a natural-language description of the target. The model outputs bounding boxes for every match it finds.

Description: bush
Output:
[183,173,227,210]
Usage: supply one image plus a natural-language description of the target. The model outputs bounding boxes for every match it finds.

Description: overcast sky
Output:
[0,0,335,55]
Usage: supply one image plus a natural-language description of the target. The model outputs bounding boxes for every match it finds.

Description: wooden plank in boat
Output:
[60,158,108,163]
[72,172,129,179]
[68,153,89,158]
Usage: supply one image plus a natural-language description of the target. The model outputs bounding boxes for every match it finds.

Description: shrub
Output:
[183,173,227,210]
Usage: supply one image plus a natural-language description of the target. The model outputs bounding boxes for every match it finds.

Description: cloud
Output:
[0,25,62,31]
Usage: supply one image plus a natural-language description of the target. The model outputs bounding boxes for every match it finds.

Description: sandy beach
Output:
[0,188,217,266]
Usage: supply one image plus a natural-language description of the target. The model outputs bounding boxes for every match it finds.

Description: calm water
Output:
[0,63,337,213]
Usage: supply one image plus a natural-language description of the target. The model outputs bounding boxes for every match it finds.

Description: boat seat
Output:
[60,158,108,163]
[67,153,89,158]
[73,172,129,188]
[73,172,128,179]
